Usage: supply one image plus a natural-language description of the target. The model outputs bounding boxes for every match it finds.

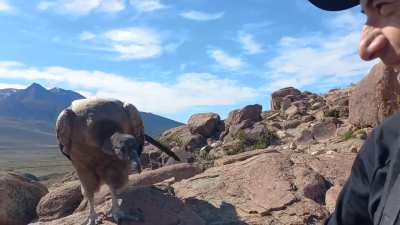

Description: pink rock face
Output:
[0,172,48,225]
[174,152,298,222]
[311,119,338,141]
[31,185,206,225]
[37,181,82,222]
[308,152,356,186]
[187,113,222,138]
[349,62,400,128]
[270,87,302,111]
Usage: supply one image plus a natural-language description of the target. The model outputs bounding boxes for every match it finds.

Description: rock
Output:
[311,118,338,141]
[302,115,315,123]
[325,185,343,213]
[294,166,330,204]
[75,163,204,213]
[225,104,263,127]
[158,125,207,152]
[214,148,277,166]
[276,130,289,139]
[285,105,299,119]
[281,119,301,129]
[271,87,302,111]
[222,104,263,141]
[308,152,357,185]
[174,152,298,224]
[163,147,194,166]
[336,124,354,138]
[0,172,48,225]
[188,113,222,138]
[349,62,400,127]
[296,129,314,145]
[37,181,83,222]
[31,185,206,225]
[311,102,323,110]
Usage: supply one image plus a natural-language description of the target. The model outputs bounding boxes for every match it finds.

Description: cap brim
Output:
[308,0,359,11]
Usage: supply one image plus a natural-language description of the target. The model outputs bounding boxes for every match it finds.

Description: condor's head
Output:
[102,132,143,173]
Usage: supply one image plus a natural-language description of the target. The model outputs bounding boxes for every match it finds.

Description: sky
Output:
[0,0,378,123]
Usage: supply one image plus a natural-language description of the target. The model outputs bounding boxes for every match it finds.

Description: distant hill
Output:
[0,83,183,150]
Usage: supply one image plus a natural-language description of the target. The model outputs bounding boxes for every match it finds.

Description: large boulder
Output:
[0,172,48,225]
[270,87,302,111]
[158,125,206,152]
[37,181,83,222]
[221,104,263,141]
[188,113,223,138]
[225,104,263,126]
[349,62,400,128]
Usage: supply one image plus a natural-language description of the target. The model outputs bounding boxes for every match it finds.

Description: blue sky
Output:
[0,0,377,123]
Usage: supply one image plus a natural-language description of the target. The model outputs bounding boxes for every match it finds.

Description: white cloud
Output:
[37,0,125,16]
[180,10,224,21]
[208,49,244,70]
[238,32,263,55]
[130,0,165,12]
[99,0,125,12]
[264,11,376,92]
[104,27,162,59]
[0,0,12,12]
[79,31,96,41]
[0,62,258,113]
[0,82,25,89]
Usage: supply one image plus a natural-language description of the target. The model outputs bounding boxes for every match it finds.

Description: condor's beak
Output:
[129,150,142,173]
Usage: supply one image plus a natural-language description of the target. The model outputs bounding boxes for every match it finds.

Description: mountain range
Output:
[0,83,183,150]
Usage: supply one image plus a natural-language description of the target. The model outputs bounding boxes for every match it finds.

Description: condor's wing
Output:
[55,108,75,160]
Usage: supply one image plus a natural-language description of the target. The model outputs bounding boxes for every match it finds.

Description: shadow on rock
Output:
[184,198,249,225]
[115,185,248,225]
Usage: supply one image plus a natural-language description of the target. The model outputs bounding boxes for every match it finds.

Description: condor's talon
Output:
[81,214,102,225]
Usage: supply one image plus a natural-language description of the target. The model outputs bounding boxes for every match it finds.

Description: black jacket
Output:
[326,113,400,225]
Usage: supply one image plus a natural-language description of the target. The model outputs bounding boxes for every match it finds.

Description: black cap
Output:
[308,0,359,11]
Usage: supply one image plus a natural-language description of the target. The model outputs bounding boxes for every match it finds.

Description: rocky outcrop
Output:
[0,172,48,225]
[271,87,302,111]
[349,62,400,128]
[173,151,330,225]
[221,104,263,141]
[188,113,223,138]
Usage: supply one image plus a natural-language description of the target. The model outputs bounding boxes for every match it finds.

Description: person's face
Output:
[360,0,400,69]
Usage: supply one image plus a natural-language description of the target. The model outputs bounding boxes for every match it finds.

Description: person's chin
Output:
[379,50,400,69]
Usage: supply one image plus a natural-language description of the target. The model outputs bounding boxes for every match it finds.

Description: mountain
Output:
[0,83,183,149]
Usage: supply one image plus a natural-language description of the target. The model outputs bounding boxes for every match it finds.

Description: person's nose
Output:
[359,24,388,61]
